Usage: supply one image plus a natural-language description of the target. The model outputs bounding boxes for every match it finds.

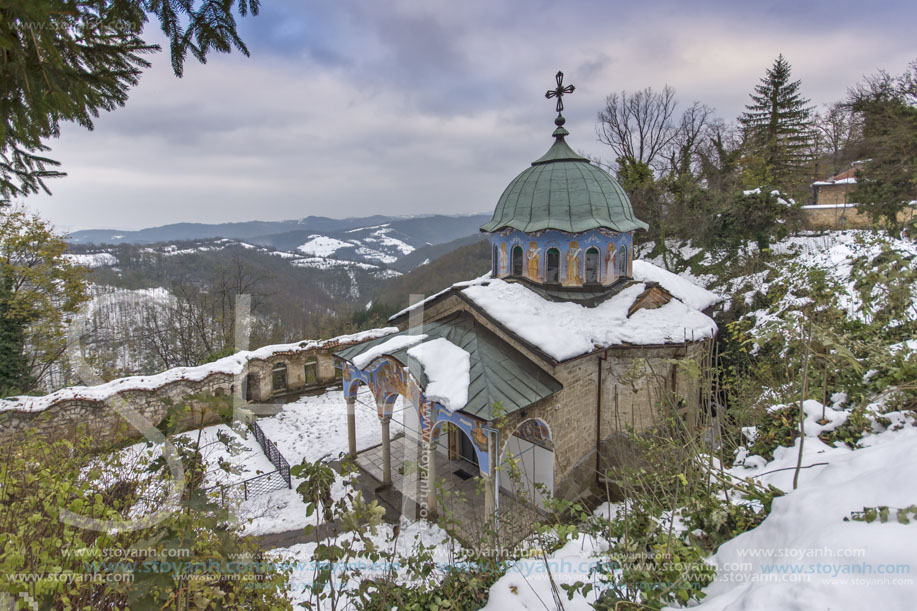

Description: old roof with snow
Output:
[388,260,720,362]
[337,260,718,420]
[335,311,562,420]
[812,166,858,187]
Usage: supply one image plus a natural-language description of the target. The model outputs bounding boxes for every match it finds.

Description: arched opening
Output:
[545,248,560,284]
[492,244,499,277]
[585,247,600,284]
[271,362,287,393]
[617,245,628,277]
[499,418,554,510]
[511,245,523,276]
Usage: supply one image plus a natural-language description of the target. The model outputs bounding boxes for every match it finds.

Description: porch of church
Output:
[352,431,543,548]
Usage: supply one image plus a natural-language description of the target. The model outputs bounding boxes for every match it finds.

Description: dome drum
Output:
[491,228,632,288]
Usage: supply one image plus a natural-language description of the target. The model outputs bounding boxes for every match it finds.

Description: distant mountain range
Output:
[66,213,492,283]
[63,213,496,352]
[67,214,491,250]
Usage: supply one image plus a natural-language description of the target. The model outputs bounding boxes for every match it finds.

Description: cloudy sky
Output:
[31,0,917,232]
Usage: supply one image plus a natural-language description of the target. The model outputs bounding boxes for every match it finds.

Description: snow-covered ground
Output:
[176,386,413,536]
[177,387,453,608]
[682,407,917,610]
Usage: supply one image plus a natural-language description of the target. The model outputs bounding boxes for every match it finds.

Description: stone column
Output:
[346,396,357,458]
[381,415,392,487]
[426,438,437,515]
[483,427,496,522]
[483,474,495,517]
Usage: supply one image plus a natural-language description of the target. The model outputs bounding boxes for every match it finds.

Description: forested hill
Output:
[66,213,491,250]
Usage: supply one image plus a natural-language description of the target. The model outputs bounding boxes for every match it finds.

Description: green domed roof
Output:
[481,129,648,234]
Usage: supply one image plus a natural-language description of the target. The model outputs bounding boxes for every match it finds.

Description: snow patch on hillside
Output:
[64,252,118,267]
[291,257,378,271]
[297,235,352,257]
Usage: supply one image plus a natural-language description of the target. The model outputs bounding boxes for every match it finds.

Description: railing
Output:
[250,420,291,488]
[203,421,292,506]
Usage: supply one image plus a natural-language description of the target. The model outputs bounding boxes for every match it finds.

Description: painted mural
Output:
[514,418,553,450]
[341,357,493,476]
[490,228,633,286]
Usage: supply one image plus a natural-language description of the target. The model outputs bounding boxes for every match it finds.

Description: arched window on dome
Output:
[617,245,628,277]
[492,244,498,277]
[545,248,560,284]
[584,247,600,284]
[512,246,523,277]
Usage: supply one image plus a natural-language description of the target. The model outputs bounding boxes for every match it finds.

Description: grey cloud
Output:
[29,0,917,231]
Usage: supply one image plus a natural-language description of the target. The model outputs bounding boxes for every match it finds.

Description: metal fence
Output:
[204,421,292,506]
[250,420,291,488]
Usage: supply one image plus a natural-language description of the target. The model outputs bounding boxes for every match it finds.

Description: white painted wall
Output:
[396,397,448,455]
[499,434,554,509]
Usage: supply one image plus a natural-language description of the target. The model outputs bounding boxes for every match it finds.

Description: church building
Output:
[334,73,719,527]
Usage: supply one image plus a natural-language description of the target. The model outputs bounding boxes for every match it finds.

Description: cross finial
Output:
[545,71,575,126]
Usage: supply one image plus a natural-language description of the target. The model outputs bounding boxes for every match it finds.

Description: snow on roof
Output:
[352,333,427,369]
[632,260,721,311]
[406,338,471,411]
[461,276,717,362]
[390,274,491,320]
[0,327,397,414]
[813,177,857,186]
[801,203,859,209]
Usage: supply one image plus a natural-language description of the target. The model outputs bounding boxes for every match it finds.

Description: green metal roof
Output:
[335,311,562,422]
[480,135,649,234]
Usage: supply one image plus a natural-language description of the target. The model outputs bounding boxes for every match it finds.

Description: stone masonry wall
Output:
[0,333,384,448]
[802,204,916,230]
[399,295,712,502]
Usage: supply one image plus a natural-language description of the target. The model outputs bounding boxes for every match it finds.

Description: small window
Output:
[492,244,499,277]
[618,245,628,277]
[334,363,343,380]
[545,248,560,284]
[304,357,318,385]
[271,362,288,392]
[511,245,523,276]
[585,247,600,284]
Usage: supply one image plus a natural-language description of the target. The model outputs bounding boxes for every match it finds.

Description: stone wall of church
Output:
[400,293,711,503]
[493,339,710,503]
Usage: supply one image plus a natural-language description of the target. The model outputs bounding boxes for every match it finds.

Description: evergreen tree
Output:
[848,60,917,231]
[0,0,260,202]
[739,54,814,189]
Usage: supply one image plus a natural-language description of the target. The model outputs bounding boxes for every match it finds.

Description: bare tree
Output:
[597,85,712,176]
[664,101,714,177]
[815,103,863,175]
[597,85,679,170]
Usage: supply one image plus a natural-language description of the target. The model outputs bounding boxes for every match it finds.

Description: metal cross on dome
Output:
[545,71,575,116]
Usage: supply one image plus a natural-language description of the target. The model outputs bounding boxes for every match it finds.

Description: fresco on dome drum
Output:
[341,359,493,476]
[491,228,633,286]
